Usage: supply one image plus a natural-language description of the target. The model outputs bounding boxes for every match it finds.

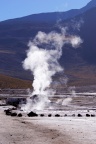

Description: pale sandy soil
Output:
[0,108,96,144]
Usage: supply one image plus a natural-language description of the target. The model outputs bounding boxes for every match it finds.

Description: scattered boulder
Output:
[40,114,45,117]
[91,114,95,117]
[6,98,20,107]
[18,113,22,117]
[64,114,67,117]
[48,114,52,117]
[4,109,12,116]
[27,111,38,117]
[86,114,90,117]
[21,121,26,124]
[11,112,17,117]
[6,98,26,108]
[55,114,60,117]
[77,114,82,117]
[72,114,75,117]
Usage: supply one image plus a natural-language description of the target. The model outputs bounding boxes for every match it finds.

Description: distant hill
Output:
[0,74,32,89]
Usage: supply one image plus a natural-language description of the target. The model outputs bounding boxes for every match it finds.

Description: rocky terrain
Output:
[1,108,96,144]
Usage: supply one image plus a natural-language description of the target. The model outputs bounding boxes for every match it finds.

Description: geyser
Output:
[22,28,82,112]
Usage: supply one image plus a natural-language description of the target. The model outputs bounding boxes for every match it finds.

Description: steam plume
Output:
[22,28,82,111]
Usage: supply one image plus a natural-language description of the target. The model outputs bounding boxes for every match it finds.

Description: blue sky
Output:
[0,0,91,21]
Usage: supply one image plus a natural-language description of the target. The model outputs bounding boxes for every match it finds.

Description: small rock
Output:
[77,114,82,117]
[40,114,45,117]
[64,114,67,117]
[48,114,52,117]
[91,114,95,117]
[55,114,60,117]
[18,113,22,117]
[4,109,11,116]
[86,114,90,117]
[27,111,38,117]
[72,114,75,117]
[11,112,17,117]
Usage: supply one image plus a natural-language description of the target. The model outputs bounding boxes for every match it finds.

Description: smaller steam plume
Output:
[22,28,82,112]
[56,97,72,106]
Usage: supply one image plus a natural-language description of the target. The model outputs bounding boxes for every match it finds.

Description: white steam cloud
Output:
[22,28,82,111]
[56,97,72,106]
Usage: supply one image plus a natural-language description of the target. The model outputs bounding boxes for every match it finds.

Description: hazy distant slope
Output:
[0,74,32,89]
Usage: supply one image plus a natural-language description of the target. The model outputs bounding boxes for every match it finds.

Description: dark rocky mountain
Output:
[81,0,96,12]
[61,6,96,64]
[0,0,96,86]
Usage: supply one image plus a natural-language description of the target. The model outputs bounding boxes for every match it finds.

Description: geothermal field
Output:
[0,26,96,144]
[0,87,96,144]
[0,22,96,144]
[1,0,96,144]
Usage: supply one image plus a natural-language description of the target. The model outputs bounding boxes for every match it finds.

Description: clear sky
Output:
[0,0,91,21]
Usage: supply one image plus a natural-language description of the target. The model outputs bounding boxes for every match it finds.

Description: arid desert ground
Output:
[0,108,96,144]
[0,88,96,144]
